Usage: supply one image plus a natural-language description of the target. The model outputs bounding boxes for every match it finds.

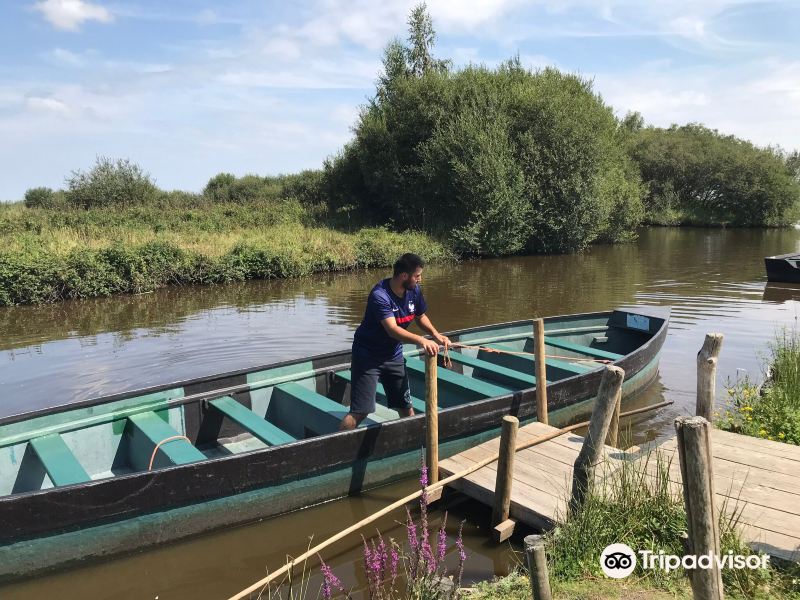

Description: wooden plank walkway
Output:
[439,422,800,562]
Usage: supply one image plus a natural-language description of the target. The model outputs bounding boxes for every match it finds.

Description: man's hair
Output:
[393,253,425,277]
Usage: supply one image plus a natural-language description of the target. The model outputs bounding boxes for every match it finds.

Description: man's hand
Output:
[436,334,451,350]
[420,337,440,356]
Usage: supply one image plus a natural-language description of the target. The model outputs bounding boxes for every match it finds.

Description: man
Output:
[339,253,451,430]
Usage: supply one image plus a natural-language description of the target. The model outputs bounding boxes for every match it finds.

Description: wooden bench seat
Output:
[209,396,296,446]
[29,433,90,486]
[127,412,206,471]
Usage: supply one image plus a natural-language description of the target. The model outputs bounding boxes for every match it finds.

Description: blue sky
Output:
[0,0,798,200]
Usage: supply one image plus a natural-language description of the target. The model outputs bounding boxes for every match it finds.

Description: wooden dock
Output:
[439,421,800,562]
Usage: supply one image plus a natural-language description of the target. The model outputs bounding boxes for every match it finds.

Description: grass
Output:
[717,330,800,445]
[0,201,456,306]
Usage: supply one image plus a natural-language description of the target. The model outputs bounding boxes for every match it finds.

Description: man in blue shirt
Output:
[340,253,451,430]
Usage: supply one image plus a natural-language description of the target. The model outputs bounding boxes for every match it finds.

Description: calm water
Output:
[3,227,800,599]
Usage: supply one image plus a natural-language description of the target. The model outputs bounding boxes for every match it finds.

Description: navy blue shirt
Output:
[353,278,428,361]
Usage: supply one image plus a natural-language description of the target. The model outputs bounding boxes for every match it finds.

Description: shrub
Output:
[203,172,237,202]
[65,157,159,209]
[23,187,55,208]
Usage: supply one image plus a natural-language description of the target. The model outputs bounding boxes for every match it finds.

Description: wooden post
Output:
[425,353,439,485]
[696,333,724,421]
[533,318,548,425]
[570,365,625,514]
[491,415,519,542]
[675,416,724,600]
[524,534,552,600]
[605,385,621,448]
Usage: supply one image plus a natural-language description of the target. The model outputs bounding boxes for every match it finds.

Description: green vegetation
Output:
[627,122,800,226]
[718,331,800,445]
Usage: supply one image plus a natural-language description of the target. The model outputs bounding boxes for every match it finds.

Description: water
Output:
[2,227,800,599]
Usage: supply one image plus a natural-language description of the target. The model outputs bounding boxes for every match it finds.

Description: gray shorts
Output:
[350,354,412,415]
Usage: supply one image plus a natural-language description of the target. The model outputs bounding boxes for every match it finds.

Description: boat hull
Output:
[765,254,800,283]
[0,308,668,580]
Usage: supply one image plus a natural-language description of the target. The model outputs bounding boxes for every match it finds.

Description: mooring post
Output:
[425,353,439,485]
[570,365,625,514]
[605,385,622,448]
[533,318,548,425]
[675,416,724,600]
[524,534,553,600]
[491,415,519,542]
[696,333,724,421]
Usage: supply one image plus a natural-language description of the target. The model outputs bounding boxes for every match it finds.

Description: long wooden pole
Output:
[675,416,724,600]
[570,365,625,514]
[696,333,723,421]
[525,534,553,600]
[533,318,548,425]
[426,353,439,484]
[491,415,519,542]
[227,400,672,600]
[605,385,621,448]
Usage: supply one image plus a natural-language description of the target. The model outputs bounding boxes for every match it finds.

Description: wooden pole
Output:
[227,400,673,600]
[533,318,548,425]
[675,416,724,600]
[605,385,621,448]
[426,352,439,485]
[696,333,724,421]
[570,365,625,514]
[491,415,519,542]
[525,534,553,600]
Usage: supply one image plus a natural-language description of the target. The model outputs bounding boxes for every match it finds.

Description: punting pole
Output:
[227,399,673,600]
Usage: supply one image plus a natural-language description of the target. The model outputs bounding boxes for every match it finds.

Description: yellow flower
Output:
[727,388,735,396]
[742,406,753,411]
[768,436,774,441]
[759,429,768,437]
[746,416,752,422]
[778,432,786,439]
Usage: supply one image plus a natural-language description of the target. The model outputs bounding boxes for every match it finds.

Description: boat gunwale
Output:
[0,310,626,428]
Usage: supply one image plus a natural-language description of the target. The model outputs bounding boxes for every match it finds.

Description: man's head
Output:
[393,253,424,291]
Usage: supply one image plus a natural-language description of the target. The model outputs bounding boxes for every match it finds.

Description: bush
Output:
[629,125,800,226]
[23,187,55,208]
[65,157,159,209]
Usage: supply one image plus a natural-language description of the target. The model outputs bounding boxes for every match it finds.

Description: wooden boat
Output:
[765,252,800,283]
[0,307,669,580]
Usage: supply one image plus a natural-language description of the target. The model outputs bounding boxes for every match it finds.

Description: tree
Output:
[406,3,449,77]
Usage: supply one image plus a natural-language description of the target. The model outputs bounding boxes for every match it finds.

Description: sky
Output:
[0,0,798,200]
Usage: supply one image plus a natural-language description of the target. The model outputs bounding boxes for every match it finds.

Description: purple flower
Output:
[390,543,399,581]
[455,521,467,592]
[320,560,343,600]
[437,512,448,565]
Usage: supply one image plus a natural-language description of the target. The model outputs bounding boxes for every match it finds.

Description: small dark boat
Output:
[0,307,669,580]
[765,253,800,283]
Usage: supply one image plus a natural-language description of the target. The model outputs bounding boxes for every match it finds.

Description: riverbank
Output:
[0,201,454,306]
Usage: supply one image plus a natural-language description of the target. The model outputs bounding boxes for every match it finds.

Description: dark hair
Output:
[393,253,425,277]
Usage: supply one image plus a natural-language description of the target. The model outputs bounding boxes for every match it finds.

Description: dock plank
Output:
[440,422,800,562]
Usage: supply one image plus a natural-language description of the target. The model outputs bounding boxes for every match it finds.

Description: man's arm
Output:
[380,317,440,356]
[416,314,451,349]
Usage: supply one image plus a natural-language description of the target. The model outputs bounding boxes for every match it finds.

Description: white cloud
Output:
[47,47,87,67]
[34,0,113,32]
[25,96,71,115]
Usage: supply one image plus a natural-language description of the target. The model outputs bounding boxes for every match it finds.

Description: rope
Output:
[440,342,612,369]
[148,435,191,471]
[227,399,673,600]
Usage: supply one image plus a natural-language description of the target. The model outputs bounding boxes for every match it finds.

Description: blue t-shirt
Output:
[353,278,428,361]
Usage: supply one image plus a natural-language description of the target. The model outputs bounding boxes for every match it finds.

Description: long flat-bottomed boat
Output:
[0,306,669,579]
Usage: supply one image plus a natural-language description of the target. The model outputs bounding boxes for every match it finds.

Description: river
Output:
[2,227,799,599]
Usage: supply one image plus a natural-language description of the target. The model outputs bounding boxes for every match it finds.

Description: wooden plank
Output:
[29,434,90,486]
[543,336,623,361]
[711,429,800,461]
[483,343,594,376]
[127,412,206,470]
[659,436,800,477]
[445,350,539,389]
[404,357,513,399]
[333,371,427,414]
[209,396,296,446]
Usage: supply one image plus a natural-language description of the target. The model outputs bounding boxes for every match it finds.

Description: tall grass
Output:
[718,330,800,445]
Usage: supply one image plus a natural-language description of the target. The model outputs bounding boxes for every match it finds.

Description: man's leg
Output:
[340,353,378,430]
[381,358,414,418]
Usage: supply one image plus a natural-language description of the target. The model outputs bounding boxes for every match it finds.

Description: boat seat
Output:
[127,412,206,471]
[404,356,513,401]
[543,336,622,361]
[29,433,90,486]
[271,382,384,437]
[333,371,427,413]
[483,343,595,376]
[445,350,541,389]
[209,396,296,446]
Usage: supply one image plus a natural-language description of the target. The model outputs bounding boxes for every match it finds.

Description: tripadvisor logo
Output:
[601,543,637,578]
[600,544,770,578]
